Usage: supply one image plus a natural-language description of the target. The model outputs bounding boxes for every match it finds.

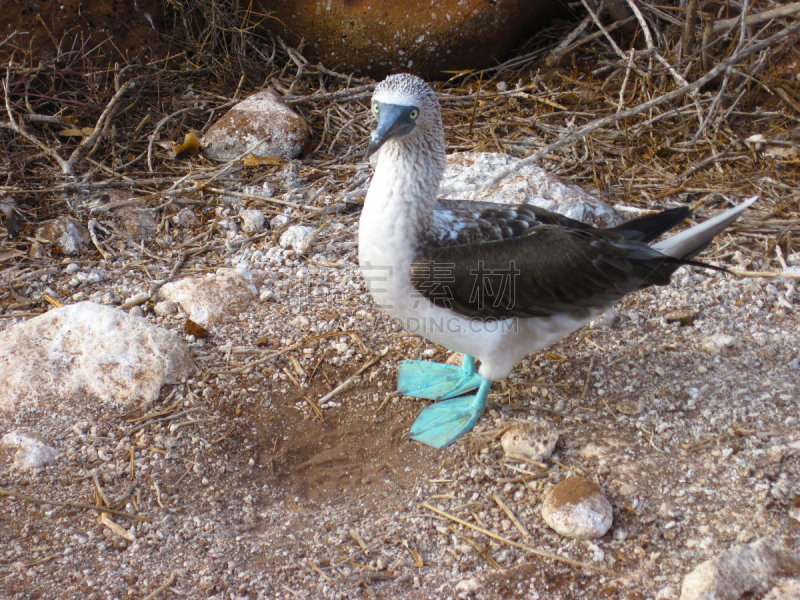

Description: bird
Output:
[358,73,756,449]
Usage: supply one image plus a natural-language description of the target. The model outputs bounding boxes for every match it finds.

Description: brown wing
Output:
[411,225,687,320]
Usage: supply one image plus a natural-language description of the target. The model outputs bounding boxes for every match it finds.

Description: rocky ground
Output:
[1,170,798,599]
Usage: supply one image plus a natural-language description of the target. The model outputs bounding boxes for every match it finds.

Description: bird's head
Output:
[366,73,441,158]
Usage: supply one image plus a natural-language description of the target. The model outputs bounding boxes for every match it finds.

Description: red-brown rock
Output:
[202,90,310,161]
[257,0,562,78]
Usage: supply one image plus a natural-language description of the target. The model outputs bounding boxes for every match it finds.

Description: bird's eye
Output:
[409,109,419,119]
[372,103,379,114]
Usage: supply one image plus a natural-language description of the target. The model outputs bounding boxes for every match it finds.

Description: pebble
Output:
[1,430,59,471]
[279,225,316,255]
[172,208,196,227]
[154,300,179,316]
[271,215,291,229]
[665,309,697,326]
[701,334,739,355]
[445,352,463,366]
[590,309,617,329]
[500,420,558,461]
[541,477,613,540]
[240,209,265,233]
[455,577,483,597]
[790,501,800,525]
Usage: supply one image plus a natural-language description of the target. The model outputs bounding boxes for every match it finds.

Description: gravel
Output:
[1,196,798,600]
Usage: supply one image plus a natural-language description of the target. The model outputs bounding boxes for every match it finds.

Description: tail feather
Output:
[610,206,691,243]
[653,196,757,259]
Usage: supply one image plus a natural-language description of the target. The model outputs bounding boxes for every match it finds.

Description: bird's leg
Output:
[397,354,483,400]
[408,378,492,448]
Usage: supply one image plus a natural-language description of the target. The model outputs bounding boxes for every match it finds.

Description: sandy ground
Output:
[1,192,798,599]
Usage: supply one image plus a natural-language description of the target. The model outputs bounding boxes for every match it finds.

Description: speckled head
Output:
[366,73,442,157]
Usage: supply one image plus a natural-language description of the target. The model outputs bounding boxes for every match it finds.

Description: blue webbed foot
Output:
[397,355,482,400]
[408,379,492,449]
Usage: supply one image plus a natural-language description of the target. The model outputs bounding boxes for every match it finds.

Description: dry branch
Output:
[472,18,800,197]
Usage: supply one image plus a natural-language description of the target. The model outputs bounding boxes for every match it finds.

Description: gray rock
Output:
[541,477,613,540]
[0,302,193,415]
[680,538,800,600]
[1,430,58,471]
[116,206,157,240]
[202,89,309,161]
[501,420,558,461]
[35,217,90,255]
[441,152,622,227]
[172,208,196,227]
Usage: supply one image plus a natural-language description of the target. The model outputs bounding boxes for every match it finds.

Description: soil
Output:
[0,193,798,599]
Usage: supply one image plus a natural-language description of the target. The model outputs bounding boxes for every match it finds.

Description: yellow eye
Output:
[409,109,419,119]
[372,103,379,114]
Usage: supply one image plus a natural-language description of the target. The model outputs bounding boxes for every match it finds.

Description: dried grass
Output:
[1,0,799,272]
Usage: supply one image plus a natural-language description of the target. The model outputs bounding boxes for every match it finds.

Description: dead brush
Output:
[0,0,798,271]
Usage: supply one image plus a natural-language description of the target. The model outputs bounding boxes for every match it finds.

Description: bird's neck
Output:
[364,133,445,248]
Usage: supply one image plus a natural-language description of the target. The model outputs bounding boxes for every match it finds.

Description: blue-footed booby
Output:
[358,73,756,449]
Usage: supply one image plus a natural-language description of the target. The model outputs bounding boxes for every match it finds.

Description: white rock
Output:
[279,225,316,254]
[202,89,309,161]
[501,420,558,461]
[680,538,800,600]
[541,477,613,540]
[701,334,739,355]
[240,209,265,233]
[159,269,262,327]
[0,302,193,415]
[441,152,622,227]
[1,430,58,471]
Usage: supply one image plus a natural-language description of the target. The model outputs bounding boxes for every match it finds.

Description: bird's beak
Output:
[366,104,415,159]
